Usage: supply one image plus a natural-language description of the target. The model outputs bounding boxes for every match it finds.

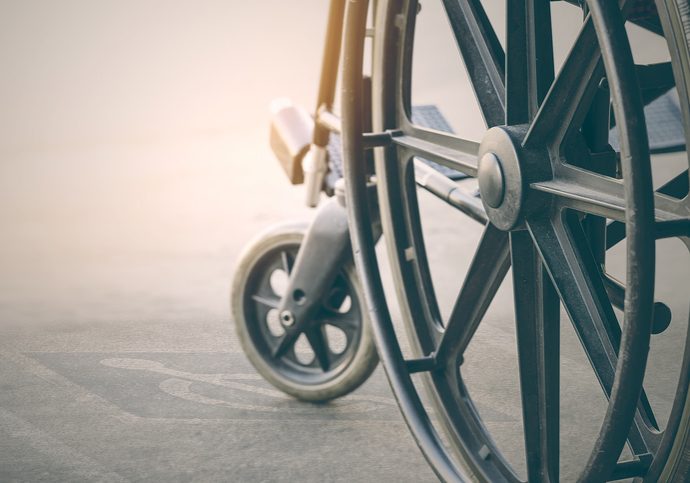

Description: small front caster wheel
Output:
[231,222,378,402]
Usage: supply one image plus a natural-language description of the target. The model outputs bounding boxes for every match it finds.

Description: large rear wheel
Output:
[343,0,690,481]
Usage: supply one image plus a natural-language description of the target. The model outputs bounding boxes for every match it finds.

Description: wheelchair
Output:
[232,0,690,480]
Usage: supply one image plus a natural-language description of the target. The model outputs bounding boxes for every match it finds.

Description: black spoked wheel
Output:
[342,0,690,481]
[232,223,378,402]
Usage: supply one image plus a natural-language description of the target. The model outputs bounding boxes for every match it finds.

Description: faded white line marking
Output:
[0,351,138,422]
[0,406,129,483]
[102,357,398,412]
[158,378,379,413]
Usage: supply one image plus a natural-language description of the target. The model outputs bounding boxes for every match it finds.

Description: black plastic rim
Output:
[339,0,690,481]
[243,241,364,385]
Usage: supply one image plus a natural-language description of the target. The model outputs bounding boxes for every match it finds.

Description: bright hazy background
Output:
[0,1,333,345]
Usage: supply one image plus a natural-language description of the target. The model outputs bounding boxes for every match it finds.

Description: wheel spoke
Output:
[272,331,299,359]
[527,215,604,379]
[441,0,505,127]
[393,129,479,177]
[510,230,560,483]
[280,250,294,275]
[524,0,643,150]
[607,169,690,249]
[305,326,331,371]
[434,224,510,363]
[531,165,687,222]
[656,169,690,200]
[523,14,602,149]
[532,167,627,221]
[527,214,655,455]
[321,313,360,337]
[252,294,280,309]
[323,278,350,311]
[570,214,661,435]
[505,0,554,125]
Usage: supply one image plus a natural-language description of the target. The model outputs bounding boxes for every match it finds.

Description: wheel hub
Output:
[477,126,551,231]
[477,127,526,230]
[280,310,295,327]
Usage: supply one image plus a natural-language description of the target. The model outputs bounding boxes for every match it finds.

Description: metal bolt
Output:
[477,152,505,209]
[280,310,295,327]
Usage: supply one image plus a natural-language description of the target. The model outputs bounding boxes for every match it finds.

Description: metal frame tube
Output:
[313,0,347,148]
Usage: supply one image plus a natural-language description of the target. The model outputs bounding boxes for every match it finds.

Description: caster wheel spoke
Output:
[280,250,294,275]
[321,312,360,335]
[272,330,300,360]
[251,294,280,309]
[305,326,332,372]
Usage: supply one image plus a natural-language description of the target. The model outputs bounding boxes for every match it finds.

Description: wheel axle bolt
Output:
[478,152,505,209]
[280,310,295,327]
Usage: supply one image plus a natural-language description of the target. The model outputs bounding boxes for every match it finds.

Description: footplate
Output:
[325,104,468,191]
[610,88,686,154]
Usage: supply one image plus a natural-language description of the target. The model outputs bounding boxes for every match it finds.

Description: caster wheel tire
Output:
[231,222,378,402]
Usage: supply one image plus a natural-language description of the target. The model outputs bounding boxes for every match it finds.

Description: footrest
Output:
[610,88,685,154]
[325,105,468,191]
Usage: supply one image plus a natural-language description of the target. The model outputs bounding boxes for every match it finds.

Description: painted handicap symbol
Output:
[101,357,397,414]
